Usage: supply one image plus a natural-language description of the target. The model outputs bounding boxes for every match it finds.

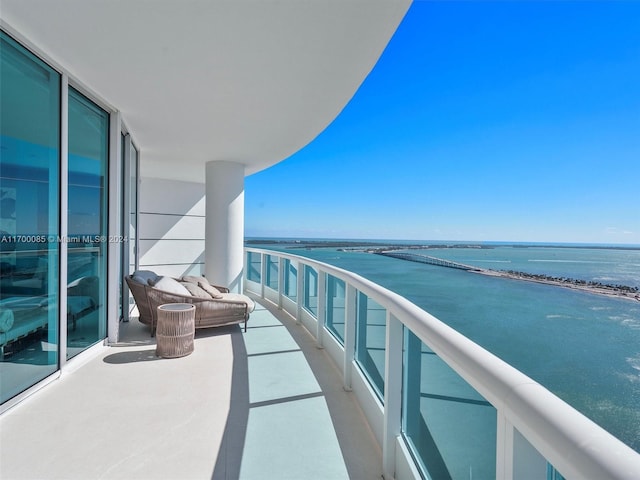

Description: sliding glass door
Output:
[0,32,61,402]
[1,30,126,406]
[66,88,109,358]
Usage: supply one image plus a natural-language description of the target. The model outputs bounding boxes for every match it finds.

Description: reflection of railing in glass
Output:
[283,259,297,301]
[0,246,101,349]
[0,245,59,400]
[1,248,50,295]
[356,292,386,399]
[247,251,261,282]
[67,245,102,335]
[325,275,345,344]
[303,265,317,315]
[265,254,278,290]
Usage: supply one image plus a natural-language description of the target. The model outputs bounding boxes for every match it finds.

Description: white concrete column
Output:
[205,161,245,293]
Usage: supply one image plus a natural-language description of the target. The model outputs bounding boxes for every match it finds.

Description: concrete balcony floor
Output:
[0,296,382,480]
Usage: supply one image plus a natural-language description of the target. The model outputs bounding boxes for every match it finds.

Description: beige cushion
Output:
[180,281,211,299]
[223,293,255,312]
[198,281,223,299]
[182,275,210,286]
[150,276,190,296]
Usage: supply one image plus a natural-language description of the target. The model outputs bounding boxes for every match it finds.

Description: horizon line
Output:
[244,236,640,249]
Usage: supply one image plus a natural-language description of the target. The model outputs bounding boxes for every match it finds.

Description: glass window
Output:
[402,329,497,480]
[0,32,60,403]
[325,275,345,344]
[355,292,386,399]
[66,87,108,358]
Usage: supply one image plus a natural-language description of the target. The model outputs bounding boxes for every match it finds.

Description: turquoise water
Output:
[249,240,640,453]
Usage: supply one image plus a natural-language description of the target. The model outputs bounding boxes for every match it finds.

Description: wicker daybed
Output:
[125,271,254,335]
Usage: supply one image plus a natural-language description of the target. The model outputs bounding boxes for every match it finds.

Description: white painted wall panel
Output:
[138,177,206,278]
[139,213,205,240]
[139,177,205,216]
[139,239,205,266]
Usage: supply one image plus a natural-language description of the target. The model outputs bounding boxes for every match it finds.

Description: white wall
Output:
[138,177,206,278]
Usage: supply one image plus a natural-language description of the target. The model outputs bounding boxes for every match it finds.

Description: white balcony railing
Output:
[244,247,640,480]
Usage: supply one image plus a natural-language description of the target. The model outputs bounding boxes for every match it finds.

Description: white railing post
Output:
[242,251,247,291]
[496,411,514,480]
[316,270,326,348]
[383,312,403,480]
[260,252,267,298]
[278,256,285,309]
[296,260,304,325]
[343,284,357,391]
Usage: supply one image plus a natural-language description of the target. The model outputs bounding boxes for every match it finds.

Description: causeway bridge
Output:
[377,251,481,271]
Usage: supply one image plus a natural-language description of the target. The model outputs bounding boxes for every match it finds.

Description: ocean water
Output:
[250,240,640,453]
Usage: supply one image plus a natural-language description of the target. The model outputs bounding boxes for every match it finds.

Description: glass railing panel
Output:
[283,259,297,301]
[265,254,278,290]
[513,429,564,479]
[247,251,261,283]
[303,265,318,317]
[325,275,345,345]
[355,292,386,399]
[402,329,497,480]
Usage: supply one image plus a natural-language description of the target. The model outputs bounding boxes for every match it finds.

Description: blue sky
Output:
[245,1,640,245]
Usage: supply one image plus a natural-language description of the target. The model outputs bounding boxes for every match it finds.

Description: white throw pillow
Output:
[150,276,191,296]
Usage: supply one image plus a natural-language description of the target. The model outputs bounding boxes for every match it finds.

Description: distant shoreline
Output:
[473,269,640,302]
[373,249,640,302]
[369,250,640,302]
[245,238,640,251]
[245,239,640,302]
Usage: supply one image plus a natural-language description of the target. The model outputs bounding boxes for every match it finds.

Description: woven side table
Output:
[156,303,196,358]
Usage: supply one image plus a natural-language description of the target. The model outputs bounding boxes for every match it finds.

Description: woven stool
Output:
[156,303,196,358]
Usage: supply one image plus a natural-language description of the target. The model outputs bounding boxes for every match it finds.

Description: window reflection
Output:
[67,88,108,358]
[0,32,60,403]
[355,293,386,398]
[326,275,345,344]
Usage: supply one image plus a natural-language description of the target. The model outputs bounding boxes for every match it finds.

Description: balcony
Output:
[0,298,381,479]
[1,248,639,480]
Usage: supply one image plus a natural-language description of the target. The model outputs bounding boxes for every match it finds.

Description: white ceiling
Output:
[1,0,411,182]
